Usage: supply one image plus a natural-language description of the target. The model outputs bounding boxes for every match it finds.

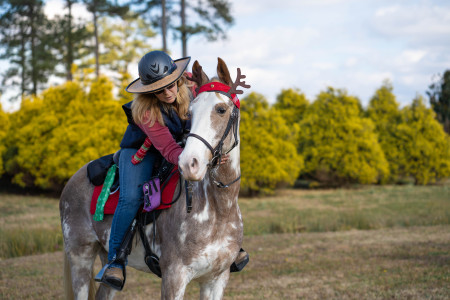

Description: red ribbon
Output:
[197,82,240,109]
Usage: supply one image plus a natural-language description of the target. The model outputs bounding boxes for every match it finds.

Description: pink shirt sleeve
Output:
[137,121,183,165]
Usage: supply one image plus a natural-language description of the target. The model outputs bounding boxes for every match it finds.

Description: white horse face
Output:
[179,89,236,181]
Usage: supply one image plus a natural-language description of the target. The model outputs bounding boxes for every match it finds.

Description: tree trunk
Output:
[93,1,100,78]
[162,0,167,52]
[30,3,37,95]
[28,4,37,95]
[444,118,450,135]
[20,23,26,98]
[66,0,74,81]
[180,0,187,57]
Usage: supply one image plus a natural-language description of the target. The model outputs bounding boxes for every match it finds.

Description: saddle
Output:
[88,151,179,289]
[87,151,180,217]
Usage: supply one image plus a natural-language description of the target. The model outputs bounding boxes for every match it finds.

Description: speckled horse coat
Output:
[60,59,246,300]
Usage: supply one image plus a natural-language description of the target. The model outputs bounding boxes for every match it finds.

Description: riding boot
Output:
[96,219,137,290]
[103,265,124,289]
[230,248,249,272]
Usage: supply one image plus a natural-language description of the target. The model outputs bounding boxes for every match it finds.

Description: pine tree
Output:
[51,0,90,81]
[82,0,129,77]
[0,103,9,176]
[427,70,450,134]
[0,0,56,98]
[177,0,233,56]
[132,0,170,52]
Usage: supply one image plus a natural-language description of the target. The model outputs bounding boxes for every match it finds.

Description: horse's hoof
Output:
[230,249,249,273]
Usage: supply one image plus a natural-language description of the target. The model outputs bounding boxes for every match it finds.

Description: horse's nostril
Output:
[190,158,198,168]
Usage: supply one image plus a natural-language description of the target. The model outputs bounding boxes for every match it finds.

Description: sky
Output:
[1,0,450,111]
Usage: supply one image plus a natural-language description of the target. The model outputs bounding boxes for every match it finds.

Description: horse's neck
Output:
[195,150,240,216]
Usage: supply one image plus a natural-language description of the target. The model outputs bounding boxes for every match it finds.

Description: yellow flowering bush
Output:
[298,88,389,185]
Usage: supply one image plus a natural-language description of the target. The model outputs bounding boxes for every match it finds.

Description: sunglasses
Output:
[155,82,177,94]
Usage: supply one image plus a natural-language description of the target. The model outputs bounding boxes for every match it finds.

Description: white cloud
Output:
[44,0,90,21]
[371,2,450,46]
[232,0,358,17]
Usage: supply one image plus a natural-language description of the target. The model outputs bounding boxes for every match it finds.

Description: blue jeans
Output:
[108,148,156,265]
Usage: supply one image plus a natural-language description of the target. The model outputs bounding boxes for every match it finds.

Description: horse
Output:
[60,58,250,299]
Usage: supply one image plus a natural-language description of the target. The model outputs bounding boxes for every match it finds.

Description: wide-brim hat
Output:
[126,52,191,94]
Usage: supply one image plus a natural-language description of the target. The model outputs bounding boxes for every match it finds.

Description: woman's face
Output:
[155,82,178,104]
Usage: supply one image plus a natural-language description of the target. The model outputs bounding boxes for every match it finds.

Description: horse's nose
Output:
[190,157,199,173]
[184,157,200,178]
[180,155,205,181]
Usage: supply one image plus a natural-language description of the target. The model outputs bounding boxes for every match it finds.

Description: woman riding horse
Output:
[101,50,195,288]
[101,51,243,290]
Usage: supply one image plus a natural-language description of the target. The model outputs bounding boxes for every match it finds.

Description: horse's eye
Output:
[216,107,227,114]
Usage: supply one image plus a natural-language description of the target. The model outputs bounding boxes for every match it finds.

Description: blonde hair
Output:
[131,77,192,127]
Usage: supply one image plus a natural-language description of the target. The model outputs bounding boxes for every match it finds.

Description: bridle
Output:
[186,81,242,188]
[188,105,239,168]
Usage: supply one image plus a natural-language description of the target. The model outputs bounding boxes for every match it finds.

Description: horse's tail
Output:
[63,249,97,300]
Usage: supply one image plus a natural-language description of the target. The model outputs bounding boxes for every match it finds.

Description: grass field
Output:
[0,184,449,299]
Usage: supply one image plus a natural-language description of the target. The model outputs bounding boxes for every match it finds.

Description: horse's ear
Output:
[217,57,233,86]
[188,60,209,87]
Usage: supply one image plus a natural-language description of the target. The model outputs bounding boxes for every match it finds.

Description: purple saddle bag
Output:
[143,177,161,212]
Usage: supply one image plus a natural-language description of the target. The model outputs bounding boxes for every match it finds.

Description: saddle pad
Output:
[90,167,179,215]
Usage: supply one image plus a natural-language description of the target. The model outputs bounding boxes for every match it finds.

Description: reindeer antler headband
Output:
[189,68,251,109]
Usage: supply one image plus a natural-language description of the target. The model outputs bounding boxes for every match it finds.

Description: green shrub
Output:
[240,93,303,195]
[367,82,403,183]
[396,97,450,184]
[298,87,389,186]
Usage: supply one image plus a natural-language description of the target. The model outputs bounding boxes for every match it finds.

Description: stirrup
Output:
[144,253,162,278]
[95,262,126,291]
[230,248,249,273]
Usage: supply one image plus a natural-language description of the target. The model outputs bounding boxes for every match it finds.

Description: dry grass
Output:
[0,184,449,298]
[0,194,62,258]
[0,194,60,230]
[240,185,450,235]
[0,225,448,299]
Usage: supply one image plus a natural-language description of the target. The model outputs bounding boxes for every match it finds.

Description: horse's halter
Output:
[186,82,241,188]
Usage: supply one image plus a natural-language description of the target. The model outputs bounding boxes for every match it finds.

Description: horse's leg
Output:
[199,271,230,300]
[95,248,117,300]
[61,164,102,299]
[64,242,99,300]
[161,265,191,300]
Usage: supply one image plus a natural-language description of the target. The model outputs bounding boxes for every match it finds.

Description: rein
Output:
[186,82,241,189]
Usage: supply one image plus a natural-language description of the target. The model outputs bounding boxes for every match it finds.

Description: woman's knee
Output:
[118,192,142,210]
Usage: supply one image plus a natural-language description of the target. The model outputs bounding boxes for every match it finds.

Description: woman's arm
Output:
[137,121,183,165]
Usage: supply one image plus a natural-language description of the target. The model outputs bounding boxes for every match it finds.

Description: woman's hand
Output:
[219,154,230,165]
